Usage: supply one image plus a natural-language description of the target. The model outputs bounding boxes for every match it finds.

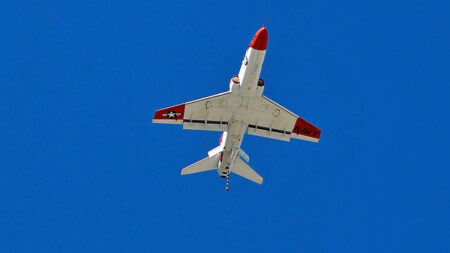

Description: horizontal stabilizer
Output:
[181,154,220,175]
[232,157,263,184]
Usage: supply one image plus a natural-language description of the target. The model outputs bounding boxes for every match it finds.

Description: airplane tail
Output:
[181,146,263,186]
[181,153,220,175]
[232,157,263,184]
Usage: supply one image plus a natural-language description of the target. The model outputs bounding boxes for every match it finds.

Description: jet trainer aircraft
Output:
[153,26,321,191]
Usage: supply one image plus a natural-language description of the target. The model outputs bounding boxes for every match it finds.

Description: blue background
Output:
[1,1,449,252]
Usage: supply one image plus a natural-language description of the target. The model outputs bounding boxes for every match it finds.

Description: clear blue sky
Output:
[1,1,449,252]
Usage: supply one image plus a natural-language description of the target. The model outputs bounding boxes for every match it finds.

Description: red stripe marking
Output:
[219,132,224,144]
[292,117,321,139]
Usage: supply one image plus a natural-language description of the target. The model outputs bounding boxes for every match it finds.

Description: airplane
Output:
[153,26,321,191]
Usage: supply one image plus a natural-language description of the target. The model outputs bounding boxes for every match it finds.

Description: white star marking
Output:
[162,110,181,119]
[167,111,176,118]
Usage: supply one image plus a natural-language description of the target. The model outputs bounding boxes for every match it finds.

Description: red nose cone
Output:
[249,27,268,50]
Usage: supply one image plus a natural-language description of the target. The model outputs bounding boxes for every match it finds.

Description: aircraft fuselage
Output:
[218,29,268,177]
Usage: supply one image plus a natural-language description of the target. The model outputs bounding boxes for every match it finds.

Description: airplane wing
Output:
[153,91,233,132]
[247,96,321,143]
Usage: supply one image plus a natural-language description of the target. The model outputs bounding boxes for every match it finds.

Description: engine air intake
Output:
[257,78,265,87]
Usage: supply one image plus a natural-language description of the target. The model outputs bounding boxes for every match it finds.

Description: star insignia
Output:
[162,110,181,119]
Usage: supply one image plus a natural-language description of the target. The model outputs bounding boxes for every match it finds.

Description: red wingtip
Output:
[153,104,185,120]
[292,117,321,139]
[249,26,268,50]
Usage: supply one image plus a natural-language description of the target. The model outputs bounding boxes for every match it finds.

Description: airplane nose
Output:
[249,26,268,50]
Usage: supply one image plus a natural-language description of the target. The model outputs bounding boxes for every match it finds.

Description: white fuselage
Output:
[217,47,266,177]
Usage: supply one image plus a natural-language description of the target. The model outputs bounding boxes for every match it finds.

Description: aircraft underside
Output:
[153,26,321,191]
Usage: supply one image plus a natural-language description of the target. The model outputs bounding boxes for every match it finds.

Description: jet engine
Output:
[256,78,265,96]
[229,75,240,93]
